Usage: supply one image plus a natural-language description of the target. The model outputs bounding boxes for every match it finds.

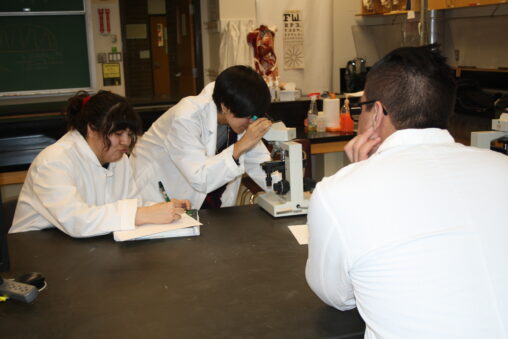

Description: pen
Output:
[158,181,171,202]
[159,181,194,216]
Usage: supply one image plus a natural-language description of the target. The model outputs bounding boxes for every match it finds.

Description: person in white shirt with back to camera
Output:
[306,45,508,339]
[10,91,189,238]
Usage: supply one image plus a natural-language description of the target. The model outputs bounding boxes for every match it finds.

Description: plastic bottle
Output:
[316,111,326,132]
[274,77,280,102]
[307,94,319,132]
[267,78,276,101]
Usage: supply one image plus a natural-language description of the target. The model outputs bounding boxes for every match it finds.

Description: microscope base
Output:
[471,131,507,149]
[256,191,309,217]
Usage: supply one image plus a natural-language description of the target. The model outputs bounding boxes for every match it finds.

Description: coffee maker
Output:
[344,57,367,93]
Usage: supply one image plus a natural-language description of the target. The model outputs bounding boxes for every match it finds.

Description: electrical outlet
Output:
[97,53,107,63]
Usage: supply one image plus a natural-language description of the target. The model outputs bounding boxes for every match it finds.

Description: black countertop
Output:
[300,129,356,143]
[0,100,355,173]
[1,205,365,338]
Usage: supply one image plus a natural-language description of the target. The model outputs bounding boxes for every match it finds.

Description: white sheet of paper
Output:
[113,213,202,242]
[288,224,308,245]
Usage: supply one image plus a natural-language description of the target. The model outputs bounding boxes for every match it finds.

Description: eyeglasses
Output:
[348,99,388,122]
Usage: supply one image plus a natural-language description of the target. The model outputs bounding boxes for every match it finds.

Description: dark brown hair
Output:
[212,65,271,118]
[365,44,456,130]
[65,90,142,149]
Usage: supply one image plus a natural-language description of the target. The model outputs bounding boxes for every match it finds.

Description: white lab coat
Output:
[130,82,271,209]
[10,131,139,238]
[306,129,508,339]
[219,19,255,72]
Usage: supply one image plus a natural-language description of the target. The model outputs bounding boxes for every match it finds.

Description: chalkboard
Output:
[0,0,84,12]
[0,13,91,95]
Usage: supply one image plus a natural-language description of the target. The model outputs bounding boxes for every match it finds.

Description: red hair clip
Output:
[82,95,91,106]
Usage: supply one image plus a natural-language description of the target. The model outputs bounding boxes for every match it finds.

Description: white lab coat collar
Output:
[375,128,455,155]
[199,82,219,156]
[203,82,218,134]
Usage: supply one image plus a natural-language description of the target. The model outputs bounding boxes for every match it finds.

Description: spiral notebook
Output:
[113,212,201,242]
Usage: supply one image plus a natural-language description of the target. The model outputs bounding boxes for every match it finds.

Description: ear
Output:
[217,105,228,125]
[86,124,100,141]
[370,101,385,131]
[220,103,230,114]
[86,124,94,137]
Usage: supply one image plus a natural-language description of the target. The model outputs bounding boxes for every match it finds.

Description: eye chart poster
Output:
[283,10,304,70]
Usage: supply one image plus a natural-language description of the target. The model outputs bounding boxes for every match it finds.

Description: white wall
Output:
[201,0,422,94]
[201,0,219,85]
[201,0,256,85]
[255,0,334,94]
[88,0,125,96]
[332,0,362,93]
[219,0,256,18]
[442,5,508,69]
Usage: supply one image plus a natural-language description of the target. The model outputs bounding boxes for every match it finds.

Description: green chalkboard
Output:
[0,15,91,94]
[0,0,84,12]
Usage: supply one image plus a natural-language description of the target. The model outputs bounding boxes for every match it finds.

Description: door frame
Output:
[119,0,204,103]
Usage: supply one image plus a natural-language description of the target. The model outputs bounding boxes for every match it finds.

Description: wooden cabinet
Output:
[360,0,415,15]
[452,0,505,7]
[428,0,450,9]
[428,0,506,9]
[360,0,507,14]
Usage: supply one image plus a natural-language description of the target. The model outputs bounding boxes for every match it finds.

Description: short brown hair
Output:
[365,44,456,130]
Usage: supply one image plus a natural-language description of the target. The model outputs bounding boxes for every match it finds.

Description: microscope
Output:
[256,122,313,217]
[471,112,508,155]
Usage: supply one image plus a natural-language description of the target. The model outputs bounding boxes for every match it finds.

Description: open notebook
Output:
[113,212,202,242]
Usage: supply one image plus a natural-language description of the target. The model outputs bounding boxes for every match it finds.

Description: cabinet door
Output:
[452,0,503,7]
[477,0,506,4]
[428,0,451,9]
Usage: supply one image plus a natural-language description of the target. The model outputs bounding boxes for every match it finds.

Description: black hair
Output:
[65,90,143,149]
[212,65,271,118]
[364,44,456,130]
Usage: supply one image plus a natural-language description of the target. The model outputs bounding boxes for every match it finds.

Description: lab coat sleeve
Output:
[31,161,138,238]
[305,184,357,311]
[243,139,272,190]
[125,164,144,207]
[166,117,243,194]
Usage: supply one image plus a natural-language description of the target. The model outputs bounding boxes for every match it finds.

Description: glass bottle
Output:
[307,94,318,132]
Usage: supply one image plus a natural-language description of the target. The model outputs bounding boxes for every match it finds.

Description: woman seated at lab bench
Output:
[9,91,189,238]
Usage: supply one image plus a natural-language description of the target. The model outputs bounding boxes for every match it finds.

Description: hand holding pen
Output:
[134,182,191,225]
[158,181,191,210]
[134,202,185,225]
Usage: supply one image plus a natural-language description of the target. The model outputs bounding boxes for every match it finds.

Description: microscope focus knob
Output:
[273,179,290,195]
